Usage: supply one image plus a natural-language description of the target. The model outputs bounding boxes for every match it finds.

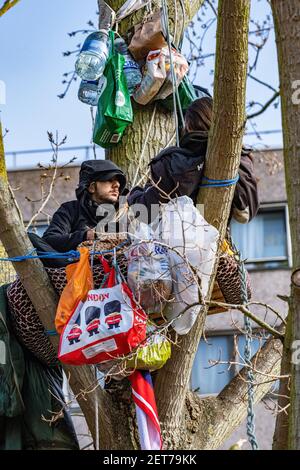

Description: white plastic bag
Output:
[154,47,189,101]
[116,0,151,22]
[158,196,219,335]
[133,49,166,105]
[127,222,172,316]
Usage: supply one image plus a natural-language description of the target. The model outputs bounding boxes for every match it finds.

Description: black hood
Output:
[179,131,208,155]
[76,159,126,200]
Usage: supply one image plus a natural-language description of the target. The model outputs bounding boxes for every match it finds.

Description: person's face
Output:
[88,177,120,205]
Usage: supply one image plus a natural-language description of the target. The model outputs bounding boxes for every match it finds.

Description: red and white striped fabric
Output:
[129,370,162,450]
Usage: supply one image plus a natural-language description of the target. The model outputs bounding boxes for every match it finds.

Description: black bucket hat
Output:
[76,159,126,199]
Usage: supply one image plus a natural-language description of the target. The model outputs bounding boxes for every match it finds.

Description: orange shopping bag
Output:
[55,247,93,334]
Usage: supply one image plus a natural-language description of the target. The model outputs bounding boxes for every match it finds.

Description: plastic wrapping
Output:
[133,49,166,105]
[154,47,189,101]
[125,330,171,370]
[159,197,219,335]
[127,222,172,316]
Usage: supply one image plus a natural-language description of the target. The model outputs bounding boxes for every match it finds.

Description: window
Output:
[191,333,262,395]
[231,204,291,269]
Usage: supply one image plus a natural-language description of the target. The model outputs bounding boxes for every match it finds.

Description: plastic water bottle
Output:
[115,38,142,95]
[75,30,109,81]
[78,76,106,106]
[78,80,99,106]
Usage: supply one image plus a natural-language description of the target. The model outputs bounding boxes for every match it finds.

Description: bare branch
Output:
[0,0,20,17]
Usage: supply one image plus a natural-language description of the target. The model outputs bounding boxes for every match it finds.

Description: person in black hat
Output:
[41,160,126,252]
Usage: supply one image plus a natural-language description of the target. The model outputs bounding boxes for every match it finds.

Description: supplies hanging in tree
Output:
[57,252,147,365]
[133,49,167,105]
[154,47,189,101]
[98,326,171,374]
[128,9,167,61]
[124,326,171,371]
[158,196,219,335]
[159,74,197,113]
[93,31,133,148]
[127,222,172,317]
[55,247,93,334]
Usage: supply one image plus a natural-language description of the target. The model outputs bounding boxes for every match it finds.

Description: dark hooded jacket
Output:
[42,160,126,252]
[128,131,259,223]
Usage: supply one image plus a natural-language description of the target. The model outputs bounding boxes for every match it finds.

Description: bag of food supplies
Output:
[98,327,171,374]
[154,47,189,101]
[127,222,172,319]
[128,9,167,61]
[158,196,219,335]
[57,252,147,365]
[93,31,133,148]
[133,49,166,105]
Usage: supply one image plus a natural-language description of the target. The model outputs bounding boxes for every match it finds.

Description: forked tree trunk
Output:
[271,0,300,450]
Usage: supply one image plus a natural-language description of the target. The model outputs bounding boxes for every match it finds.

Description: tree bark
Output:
[271,0,300,450]
[154,0,251,448]
[0,0,20,17]
[0,120,121,449]
[185,333,282,449]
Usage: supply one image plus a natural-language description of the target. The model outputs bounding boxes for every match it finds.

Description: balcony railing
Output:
[6,145,99,171]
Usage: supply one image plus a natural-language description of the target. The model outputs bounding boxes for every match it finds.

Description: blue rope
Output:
[45,329,59,337]
[200,175,240,188]
[0,239,129,263]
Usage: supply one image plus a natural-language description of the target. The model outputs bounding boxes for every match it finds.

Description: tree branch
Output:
[185,331,283,449]
[247,90,280,120]
[0,0,20,17]
[154,0,251,448]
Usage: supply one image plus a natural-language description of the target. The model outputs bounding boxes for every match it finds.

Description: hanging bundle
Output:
[56,249,147,365]
[93,31,133,148]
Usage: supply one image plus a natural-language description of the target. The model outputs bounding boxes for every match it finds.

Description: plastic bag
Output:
[159,75,197,113]
[116,0,151,22]
[93,31,133,148]
[154,47,189,101]
[133,49,166,105]
[125,329,171,371]
[159,197,219,335]
[57,256,147,365]
[128,9,167,61]
[55,247,93,334]
[127,222,172,316]
[98,327,171,373]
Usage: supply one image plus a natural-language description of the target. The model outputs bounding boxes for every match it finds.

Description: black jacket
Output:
[42,192,102,252]
[42,159,126,253]
[128,131,259,223]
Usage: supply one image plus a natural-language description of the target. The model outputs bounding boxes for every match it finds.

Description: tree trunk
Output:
[154,0,251,448]
[271,0,300,450]
[0,120,123,449]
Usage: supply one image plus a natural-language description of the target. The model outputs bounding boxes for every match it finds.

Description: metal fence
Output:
[6,145,99,171]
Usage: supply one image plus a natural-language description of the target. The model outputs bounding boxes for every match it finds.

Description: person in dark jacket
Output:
[128,97,259,224]
[41,160,126,253]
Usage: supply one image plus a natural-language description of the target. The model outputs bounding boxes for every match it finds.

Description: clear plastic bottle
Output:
[78,76,106,106]
[78,80,99,106]
[75,30,109,81]
[114,37,142,95]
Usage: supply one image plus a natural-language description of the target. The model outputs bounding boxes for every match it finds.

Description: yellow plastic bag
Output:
[55,247,93,334]
[125,330,171,371]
